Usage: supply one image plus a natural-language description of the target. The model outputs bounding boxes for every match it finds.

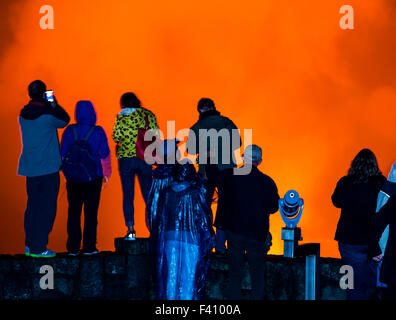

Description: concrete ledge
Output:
[0,238,345,300]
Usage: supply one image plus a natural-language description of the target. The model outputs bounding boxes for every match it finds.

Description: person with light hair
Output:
[225,144,279,300]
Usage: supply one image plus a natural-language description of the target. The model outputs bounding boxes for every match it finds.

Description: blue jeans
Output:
[118,157,152,228]
[338,242,378,300]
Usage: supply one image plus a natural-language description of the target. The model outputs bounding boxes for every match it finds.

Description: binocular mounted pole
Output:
[279,190,320,300]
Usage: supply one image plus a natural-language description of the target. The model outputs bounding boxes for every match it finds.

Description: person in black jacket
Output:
[186,98,241,253]
[332,148,386,300]
[225,145,279,300]
[369,195,396,299]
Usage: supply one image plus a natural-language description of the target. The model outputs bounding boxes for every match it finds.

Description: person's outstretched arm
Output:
[50,99,70,128]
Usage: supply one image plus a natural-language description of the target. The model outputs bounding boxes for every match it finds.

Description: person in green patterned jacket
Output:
[113,92,159,240]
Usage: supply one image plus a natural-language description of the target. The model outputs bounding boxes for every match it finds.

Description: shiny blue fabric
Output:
[146,165,174,232]
[154,179,215,300]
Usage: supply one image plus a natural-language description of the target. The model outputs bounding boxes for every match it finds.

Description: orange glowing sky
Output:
[0,0,395,257]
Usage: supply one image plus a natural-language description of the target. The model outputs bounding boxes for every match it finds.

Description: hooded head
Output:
[75,100,97,126]
[159,139,180,164]
[172,163,197,183]
[388,161,396,183]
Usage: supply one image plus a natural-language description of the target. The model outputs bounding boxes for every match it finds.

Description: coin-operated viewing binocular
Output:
[279,190,304,258]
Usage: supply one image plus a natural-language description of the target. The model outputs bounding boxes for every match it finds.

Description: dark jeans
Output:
[226,231,268,300]
[204,165,234,252]
[66,177,102,252]
[119,157,152,228]
[338,242,378,300]
[24,172,60,254]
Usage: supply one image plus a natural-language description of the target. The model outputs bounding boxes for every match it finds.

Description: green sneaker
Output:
[30,249,56,258]
[25,246,30,257]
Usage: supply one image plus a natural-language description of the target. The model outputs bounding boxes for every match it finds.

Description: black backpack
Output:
[62,126,97,183]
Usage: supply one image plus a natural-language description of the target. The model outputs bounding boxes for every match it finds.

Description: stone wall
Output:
[0,238,345,300]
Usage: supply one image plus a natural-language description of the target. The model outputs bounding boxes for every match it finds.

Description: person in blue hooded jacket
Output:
[60,101,111,255]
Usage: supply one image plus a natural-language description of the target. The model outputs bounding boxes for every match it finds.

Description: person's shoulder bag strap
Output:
[83,126,96,141]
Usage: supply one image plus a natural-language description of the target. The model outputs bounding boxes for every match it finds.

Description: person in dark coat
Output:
[186,98,241,253]
[332,148,386,300]
[60,101,111,255]
[369,195,396,299]
[225,145,279,300]
[18,80,70,258]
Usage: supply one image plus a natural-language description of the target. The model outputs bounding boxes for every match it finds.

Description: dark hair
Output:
[28,80,46,99]
[120,92,141,109]
[197,98,215,112]
[347,148,382,183]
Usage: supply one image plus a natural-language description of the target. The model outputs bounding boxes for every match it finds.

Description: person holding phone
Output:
[18,80,70,258]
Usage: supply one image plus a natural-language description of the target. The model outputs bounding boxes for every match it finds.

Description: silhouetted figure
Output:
[332,148,386,300]
[112,92,159,240]
[370,195,396,300]
[18,80,70,258]
[60,101,111,255]
[225,145,279,300]
[154,163,214,300]
[186,98,241,253]
[375,161,396,288]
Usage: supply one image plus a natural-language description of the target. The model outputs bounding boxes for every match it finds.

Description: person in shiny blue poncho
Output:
[146,139,180,233]
[154,163,215,300]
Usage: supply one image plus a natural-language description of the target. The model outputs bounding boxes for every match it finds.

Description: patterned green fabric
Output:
[112,108,159,158]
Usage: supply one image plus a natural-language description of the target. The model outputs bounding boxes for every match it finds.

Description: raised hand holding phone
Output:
[45,90,57,107]
[45,90,54,102]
